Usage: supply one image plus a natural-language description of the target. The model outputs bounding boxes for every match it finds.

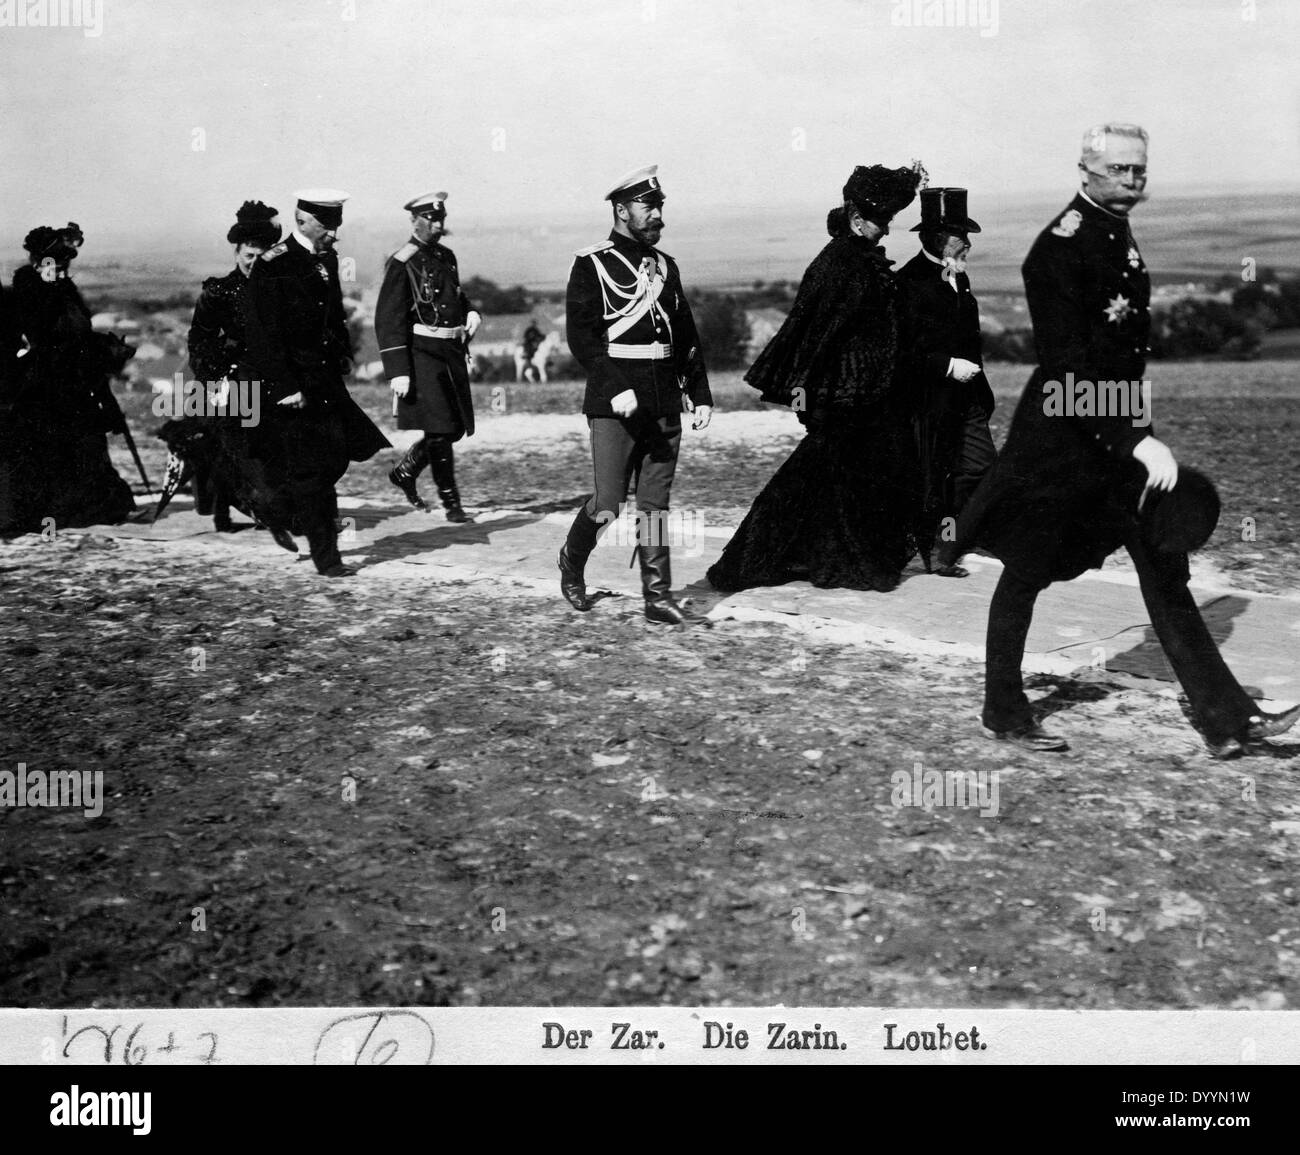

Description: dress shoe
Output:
[320,563,354,578]
[270,527,299,553]
[934,563,969,578]
[1206,703,1300,758]
[988,723,1069,752]
[1246,704,1300,740]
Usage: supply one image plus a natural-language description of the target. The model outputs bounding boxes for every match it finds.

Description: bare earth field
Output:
[1,364,1298,1010]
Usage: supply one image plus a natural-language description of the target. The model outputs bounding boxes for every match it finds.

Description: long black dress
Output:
[0,266,135,534]
[707,235,920,592]
[159,267,277,526]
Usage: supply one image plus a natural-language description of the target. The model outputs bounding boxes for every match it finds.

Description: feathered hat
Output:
[226,200,282,247]
[23,222,83,262]
[843,159,927,225]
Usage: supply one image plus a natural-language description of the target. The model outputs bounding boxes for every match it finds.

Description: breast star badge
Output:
[1104,294,1132,323]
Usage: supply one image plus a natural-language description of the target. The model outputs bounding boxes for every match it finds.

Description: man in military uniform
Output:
[944,124,1298,756]
[897,187,996,576]
[558,164,713,626]
[375,191,481,522]
[243,189,391,577]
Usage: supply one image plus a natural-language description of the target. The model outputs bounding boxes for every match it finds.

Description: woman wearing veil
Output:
[707,162,926,593]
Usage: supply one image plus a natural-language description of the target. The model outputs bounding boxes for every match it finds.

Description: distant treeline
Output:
[984,268,1300,362]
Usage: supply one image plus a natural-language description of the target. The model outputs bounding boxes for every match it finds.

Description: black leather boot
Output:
[388,439,429,510]
[638,543,711,627]
[427,436,471,523]
[558,506,602,611]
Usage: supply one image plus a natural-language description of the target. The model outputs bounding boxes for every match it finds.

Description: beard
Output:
[629,219,663,246]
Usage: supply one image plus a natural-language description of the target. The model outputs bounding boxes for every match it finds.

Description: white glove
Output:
[610,388,639,418]
[390,375,411,398]
[464,311,481,339]
[949,358,981,383]
[277,391,306,409]
[1131,435,1179,493]
[691,403,712,430]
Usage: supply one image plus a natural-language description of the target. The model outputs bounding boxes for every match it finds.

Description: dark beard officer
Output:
[558,165,714,626]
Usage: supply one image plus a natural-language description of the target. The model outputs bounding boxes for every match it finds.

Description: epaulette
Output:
[391,242,420,263]
[1049,209,1083,239]
[574,240,614,258]
[260,242,289,261]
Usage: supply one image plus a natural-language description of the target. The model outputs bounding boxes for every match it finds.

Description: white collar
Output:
[1079,187,1128,221]
[921,248,946,267]
[290,228,318,253]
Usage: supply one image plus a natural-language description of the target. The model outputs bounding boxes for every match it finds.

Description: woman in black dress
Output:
[0,222,136,535]
[707,163,926,593]
[156,201,296,549]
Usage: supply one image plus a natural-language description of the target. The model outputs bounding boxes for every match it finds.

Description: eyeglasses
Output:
[1083,164,1148,180]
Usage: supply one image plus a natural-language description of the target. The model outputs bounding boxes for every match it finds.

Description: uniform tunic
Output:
[565,230,712,418]
[374,237,476,439]
[952,192,1153,583]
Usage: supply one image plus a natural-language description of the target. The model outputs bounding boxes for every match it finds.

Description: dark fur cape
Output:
[744,235,900,421]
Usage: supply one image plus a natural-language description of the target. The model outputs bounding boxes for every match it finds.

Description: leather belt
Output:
[413,323,465,340]
[606,341,672,360]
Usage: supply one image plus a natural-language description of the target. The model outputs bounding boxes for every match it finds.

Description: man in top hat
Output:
[243,188,391,577]
[558,164,713,625]
[942,124,1299,756]
[897,187,996,576]
[375,190,481,521]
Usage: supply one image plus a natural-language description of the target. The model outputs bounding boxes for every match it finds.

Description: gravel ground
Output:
[1,364,1297,1009]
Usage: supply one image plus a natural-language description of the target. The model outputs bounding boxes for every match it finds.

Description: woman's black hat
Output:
[226,201,282,247]
[843,160,926,225]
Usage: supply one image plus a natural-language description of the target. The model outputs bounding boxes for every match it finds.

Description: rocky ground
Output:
[1,367,1298,1009]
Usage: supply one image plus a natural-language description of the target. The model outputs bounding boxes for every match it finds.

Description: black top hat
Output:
[910,187,981,233]
[1139,464,1220,553]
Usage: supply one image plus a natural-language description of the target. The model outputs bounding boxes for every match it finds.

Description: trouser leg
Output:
[951,408,997,515]
[982,566,1047,731]
[1125,531,1257,743]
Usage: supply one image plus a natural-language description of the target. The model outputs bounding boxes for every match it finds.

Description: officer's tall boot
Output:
[638,541,711,627]
[558,506,602,611]
[426,436,471,523]
[388,438,429,511]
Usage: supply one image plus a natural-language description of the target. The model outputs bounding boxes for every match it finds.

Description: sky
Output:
[1,0,1297,251]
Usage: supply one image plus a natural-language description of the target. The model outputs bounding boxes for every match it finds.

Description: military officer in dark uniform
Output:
[558,164,713,626]
[375,191,480,522]
[897,187,996,576]
[243,189,391,577]
[944,124,1299,756]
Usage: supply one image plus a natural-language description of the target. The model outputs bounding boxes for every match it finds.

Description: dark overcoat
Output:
[895,250,994,418]
[951,193,1155,582]
[374,237,476,439]
[243,234,390,467]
